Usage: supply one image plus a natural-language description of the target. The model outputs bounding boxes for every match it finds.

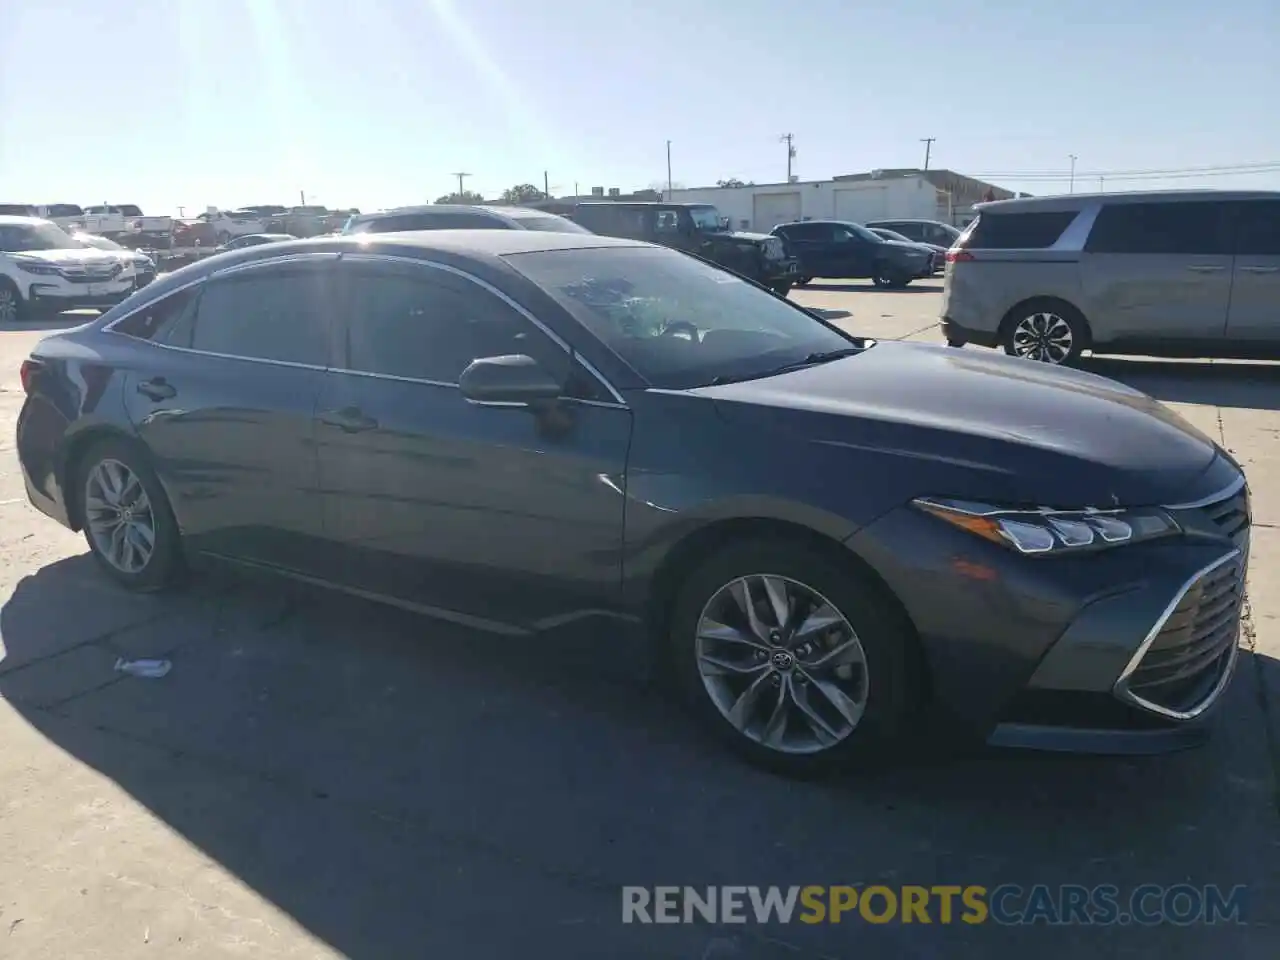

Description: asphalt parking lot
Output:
[0,280,1277,959]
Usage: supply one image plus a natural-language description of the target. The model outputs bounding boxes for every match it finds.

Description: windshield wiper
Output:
[707,347,863,386]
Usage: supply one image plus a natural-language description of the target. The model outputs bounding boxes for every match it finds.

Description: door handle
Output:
[136,377,176,400]
[1185,264,1225,273]
[319,407,378,433]
[1239,265,1280,274]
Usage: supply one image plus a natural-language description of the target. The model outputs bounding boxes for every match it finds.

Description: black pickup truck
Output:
[572,202,800,295]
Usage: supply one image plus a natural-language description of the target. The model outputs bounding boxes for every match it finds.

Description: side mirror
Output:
[459,354,562,405]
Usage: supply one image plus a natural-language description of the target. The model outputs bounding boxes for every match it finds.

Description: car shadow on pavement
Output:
[798,282,943,294]
[1,555,1277,959]
[1080,357,1280,411]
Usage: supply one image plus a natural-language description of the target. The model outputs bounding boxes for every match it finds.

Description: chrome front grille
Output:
[61,262,123,283]
[1120,552,1244,718]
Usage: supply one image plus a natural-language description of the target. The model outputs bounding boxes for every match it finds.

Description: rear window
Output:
[511,215,591,234]
[960,211,1077,250]
[45,204,84,217]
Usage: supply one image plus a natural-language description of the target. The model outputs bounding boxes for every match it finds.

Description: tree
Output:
[434,191,485,205]
[500,183,547,204]
[716,178,754,188]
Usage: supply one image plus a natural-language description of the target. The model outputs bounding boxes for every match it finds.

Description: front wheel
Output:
[75,437,186,592]
[794,276,813,287]
[871,263,910,289]
[1002,301,1088,365]
[667,538,918,777]
[0,279,27,324]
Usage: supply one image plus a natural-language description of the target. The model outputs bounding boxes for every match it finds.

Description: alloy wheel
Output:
[0,288,18,324]
[1011,312,1073,364]
[84,458,157,574]
[695,574,869,755]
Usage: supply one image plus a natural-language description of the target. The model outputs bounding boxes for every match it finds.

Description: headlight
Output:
[912,497,1180,555]
[14,260,61,276]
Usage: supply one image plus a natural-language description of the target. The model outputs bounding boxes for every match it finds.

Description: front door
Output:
[314,256,633,630]
[122,255,338,570]
[1226,199,1280,345]
[1078,199,1234,343]
[827,224,876,278]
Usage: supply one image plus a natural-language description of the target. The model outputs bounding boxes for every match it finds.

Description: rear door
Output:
[1225,199,1280,345]
[1080,200,1234,342]
[313,256,632,627]
[777,221,835,277]
[121,255,337,569]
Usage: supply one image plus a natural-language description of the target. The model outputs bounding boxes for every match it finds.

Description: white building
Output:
[667,168,1017,233]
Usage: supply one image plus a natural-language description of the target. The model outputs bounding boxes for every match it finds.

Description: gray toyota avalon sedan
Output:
[16,230,1250,776]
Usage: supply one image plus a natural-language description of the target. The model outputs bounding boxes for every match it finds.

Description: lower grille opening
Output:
[1121,554,1243,716]
[1000,690,1178,731]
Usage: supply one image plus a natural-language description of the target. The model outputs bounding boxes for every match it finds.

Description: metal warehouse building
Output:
[667,167,1017,233]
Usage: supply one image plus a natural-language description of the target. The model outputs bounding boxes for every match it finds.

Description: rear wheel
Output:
[0,279,27,324]
[667,537,918,777]
[1001,299,1089,365]
[871,263,911,289]
[769,282,793,298]
[794,276,813,287]
[75,437,185,592]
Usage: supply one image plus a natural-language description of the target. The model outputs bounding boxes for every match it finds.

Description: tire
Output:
[794,276,813,287]
[1000,298,1089,366]
[666,537,919,778]
[0,278,28,324]
[871,262,909,289]
[770,283,793,298]
[74,437,186,592]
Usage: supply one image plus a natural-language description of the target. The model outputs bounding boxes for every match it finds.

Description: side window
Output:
[439,213,508,230]
[183,266,331,365]
[964,211,1078,250]
[111,286,201,341]
[1085,202,1231,256]
[342,267,567,386]
[892,224,921,241]
[1234,200,1280,256]
[654,210,680,234]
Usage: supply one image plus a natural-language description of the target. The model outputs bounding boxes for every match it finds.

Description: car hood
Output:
[693,341,1224,507]
[11,248,121,266]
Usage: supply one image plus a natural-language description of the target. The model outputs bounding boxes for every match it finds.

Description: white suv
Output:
[0,216,136,323]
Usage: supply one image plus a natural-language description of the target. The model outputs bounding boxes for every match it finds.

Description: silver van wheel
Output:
[695,574,869,755]
[0,286,20,323]
[1010,311,1073,363]
[85,459,156,574]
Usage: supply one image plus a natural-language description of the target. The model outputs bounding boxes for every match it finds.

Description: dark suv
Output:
[771,220,933,289]
[572,202,799,295]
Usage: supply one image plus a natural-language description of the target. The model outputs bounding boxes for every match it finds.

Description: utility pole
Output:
[451,172,471,197]
[666,140,673,200]
[780,133,796,181]
[574,181,579,197]
[1098,176,1105,192]
[920,137,936,171]
[544,170,550,198]
[299,189,306,205]
[1068,155,1077,194]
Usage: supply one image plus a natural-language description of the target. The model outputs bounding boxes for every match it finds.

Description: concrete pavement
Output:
[0,285,1277,959]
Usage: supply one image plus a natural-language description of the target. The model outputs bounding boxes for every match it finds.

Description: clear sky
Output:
[2,0,1278,215]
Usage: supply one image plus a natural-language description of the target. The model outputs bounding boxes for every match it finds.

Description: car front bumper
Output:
[846,468,1250,754]
[27,277,134,311]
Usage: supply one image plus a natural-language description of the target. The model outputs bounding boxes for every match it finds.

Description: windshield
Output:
[512,215,591,235]
[504,246,857,390]
[73,232,124,251]
[689,205,725,232]
[842,223,883,243]
[0,221,80,252]
[874,229,912,243]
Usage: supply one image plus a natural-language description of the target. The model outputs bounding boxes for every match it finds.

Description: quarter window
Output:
[1234,200,1280,257]
[111,286,201,341]
[1084,201,1232,256]
[341,267,564,385]
[963,211,1078,250]
[177,266,332,365]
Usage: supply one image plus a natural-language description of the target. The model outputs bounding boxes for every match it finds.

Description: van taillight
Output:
[945,249,974,263]
[19,358,43,395]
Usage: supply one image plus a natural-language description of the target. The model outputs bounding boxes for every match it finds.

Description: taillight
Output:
[19,358,43,395]
[945,249,974,263]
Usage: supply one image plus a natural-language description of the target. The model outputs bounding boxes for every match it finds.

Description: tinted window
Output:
[45,204,84,217]
[504,246,856,390]
[511,215,590,234]
[119,205,143,217]
[963,210,1078,250]
[341,268,561,384]
[884,223,923,240]
[776,222,825,241]
[1234,200,1280,256]
[183,267,331,365]
[112,286,201,341]
[1084,201,1231,255]
[654,210,680,234]
[923,223,961,245]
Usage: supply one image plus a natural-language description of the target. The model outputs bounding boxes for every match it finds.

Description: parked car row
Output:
[940,189,1280,364]
[15,227,1251,778]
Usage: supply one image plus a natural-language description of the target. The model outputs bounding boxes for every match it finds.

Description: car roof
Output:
[977,188,1280,214]
[866,218,952,225]
[336,230,643,256]
[349,204,563,221]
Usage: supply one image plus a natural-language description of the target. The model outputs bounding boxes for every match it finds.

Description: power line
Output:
[972,160,1280,181]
